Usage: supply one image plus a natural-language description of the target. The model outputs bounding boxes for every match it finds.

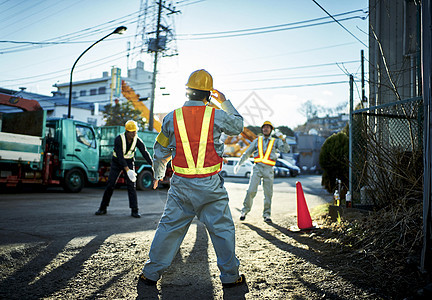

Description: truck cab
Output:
[46,118,99,192]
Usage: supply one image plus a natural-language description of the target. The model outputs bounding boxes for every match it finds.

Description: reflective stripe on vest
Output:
[113,133,137,159]
[254,136,276,166]
[172,106,222,177]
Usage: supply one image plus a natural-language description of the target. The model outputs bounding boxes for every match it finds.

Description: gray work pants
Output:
[241,163,274,218]
[143,174,240,283]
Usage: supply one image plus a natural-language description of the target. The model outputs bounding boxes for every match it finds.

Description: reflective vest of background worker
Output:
[95,120,152,218]
[234,121,290,223]
[139,69,246,288]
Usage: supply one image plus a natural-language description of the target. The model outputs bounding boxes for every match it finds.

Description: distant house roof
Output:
[0,88,96,113]
[53,76,111,88]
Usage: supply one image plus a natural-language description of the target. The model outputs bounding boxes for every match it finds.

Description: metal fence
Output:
[351,96,423,207]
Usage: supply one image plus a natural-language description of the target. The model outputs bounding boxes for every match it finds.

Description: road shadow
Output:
[0,235,112,299]
[241,221,371,299]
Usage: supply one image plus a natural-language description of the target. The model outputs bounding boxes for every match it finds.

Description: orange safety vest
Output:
[172,106,222,178]
[254,136,276,166]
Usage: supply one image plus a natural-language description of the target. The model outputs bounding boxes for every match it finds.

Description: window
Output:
[80,90,87,97]
[90,89,97,95]
[71,91,77,98]
[98,87,106,94]
[75,125,96,148]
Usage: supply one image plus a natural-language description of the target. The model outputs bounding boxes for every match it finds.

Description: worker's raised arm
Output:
[237,138,257,167]
[212,90,243,136]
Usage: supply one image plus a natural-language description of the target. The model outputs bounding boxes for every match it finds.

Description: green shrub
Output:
[319,131,349,193]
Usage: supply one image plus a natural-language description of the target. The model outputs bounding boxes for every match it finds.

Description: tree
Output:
[246,125,261,136]
[319,131,349,193]
[298,100,318,120]
[277,126,294,137]
[103,100,146,129]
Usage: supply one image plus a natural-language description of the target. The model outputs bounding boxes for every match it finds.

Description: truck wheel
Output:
[63,169,84,193]
[137,170,153,191]
[220,171,227,177]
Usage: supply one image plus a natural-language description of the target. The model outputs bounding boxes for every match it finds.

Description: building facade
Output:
[53,61,153,125]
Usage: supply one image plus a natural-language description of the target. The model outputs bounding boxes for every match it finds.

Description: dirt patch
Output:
[0,204,428,299]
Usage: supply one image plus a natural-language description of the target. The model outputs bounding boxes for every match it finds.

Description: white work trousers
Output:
[143,174,240,283]
[241,163,274,218]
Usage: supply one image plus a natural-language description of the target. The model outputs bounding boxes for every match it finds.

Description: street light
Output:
[67,26,127,118]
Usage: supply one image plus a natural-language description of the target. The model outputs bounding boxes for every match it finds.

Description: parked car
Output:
[221,157,253,178]
[274,158,301,177]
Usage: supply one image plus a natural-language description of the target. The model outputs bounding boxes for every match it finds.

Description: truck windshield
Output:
[76,125,96,148]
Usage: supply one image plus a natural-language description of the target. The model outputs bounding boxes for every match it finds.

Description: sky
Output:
[0,0,369,129]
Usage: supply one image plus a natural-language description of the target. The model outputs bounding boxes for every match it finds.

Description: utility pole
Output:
[148,0,163,132]
[349,75,353,203]
[148,0,179,131]
[361,49,366,107]
[421,0,432,273]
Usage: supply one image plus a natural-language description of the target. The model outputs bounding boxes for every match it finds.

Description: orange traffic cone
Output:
[295,181,314,230]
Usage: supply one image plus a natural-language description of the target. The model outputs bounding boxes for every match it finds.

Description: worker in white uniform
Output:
[235,121,290,223]
[139,69,246,288]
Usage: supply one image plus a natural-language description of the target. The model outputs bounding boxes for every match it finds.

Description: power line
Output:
[178,16,367,40]
[231,80,352,91]
[1,50,129,85]
[1,0,87,39]
[175,0,206,7]
[178,9,366,37]
[311,0,368,47]
[0,9,141,53]
[222,60,360,76]
[229,73,356,84]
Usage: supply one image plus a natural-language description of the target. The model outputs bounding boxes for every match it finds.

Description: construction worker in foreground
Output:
[139,69,246,288]
[95,120,152,218]
[235,121,290,223]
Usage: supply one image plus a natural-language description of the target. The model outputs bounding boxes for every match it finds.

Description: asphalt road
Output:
[0,174,330,246]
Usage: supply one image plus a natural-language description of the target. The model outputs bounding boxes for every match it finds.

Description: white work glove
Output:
[234,163,241,174]
[127,169,137,182]
[274,130,286,141]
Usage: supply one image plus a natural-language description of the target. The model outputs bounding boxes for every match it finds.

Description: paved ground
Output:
[2,174,359,300]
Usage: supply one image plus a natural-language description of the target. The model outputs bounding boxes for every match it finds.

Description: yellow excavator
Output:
[223,126,256,157]
[205,98,257,157]
[121,80,162,132]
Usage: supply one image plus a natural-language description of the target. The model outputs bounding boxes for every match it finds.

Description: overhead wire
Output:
[1,0,87,39]
[0,0,12,7]
[0,0,45,28]
[178,16,367,40]
[1,2,365,95]
[0,0,27,17]
[178,8,366,37]
[230,80,352,91]
[311,0,368,47]
[0,9,142,53]
[222,60,360,76]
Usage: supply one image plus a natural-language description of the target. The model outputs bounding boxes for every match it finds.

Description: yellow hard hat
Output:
[262,121,274,129]
[186,69,213,91]
[125,120,138,132]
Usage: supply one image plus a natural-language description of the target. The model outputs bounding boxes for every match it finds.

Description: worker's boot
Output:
[131,208,141,218]
[222,274,246,288]
[95,207,107,215]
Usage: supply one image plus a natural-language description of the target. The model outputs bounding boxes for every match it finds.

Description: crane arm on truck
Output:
[0,92,42,111]
[121,81,162,132]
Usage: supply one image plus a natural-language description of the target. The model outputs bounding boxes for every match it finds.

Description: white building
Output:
[53,61,153,125]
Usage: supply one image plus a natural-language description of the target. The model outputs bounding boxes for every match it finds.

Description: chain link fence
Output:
[351,96,423,208]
